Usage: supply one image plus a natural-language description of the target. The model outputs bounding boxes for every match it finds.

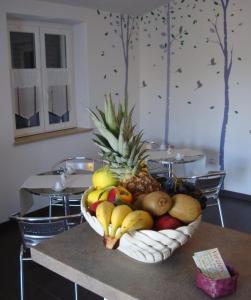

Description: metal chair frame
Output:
[10,213,82,300]
[182,171,226,227]
[51,156,96,174]
[49,156,99,217]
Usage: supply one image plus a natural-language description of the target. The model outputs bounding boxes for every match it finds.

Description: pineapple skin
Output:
[120,171,161,197]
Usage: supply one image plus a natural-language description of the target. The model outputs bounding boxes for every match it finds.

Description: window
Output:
[9,21,76,137]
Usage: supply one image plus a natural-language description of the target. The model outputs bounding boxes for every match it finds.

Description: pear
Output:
[169,194,201,223]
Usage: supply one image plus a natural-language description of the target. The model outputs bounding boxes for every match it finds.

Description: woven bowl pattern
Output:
[81,188,201,263]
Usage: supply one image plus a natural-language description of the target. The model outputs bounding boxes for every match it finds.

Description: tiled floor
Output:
[1,195,251,300]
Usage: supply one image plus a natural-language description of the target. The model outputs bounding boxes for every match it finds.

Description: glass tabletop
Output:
[23,187,86,196]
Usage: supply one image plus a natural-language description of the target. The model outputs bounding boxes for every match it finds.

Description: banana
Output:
[110,205,133,238]
[116,210,154,239]
[96,201,115,236]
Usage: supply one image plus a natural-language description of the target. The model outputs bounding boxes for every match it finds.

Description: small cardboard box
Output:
[196,264,239,298]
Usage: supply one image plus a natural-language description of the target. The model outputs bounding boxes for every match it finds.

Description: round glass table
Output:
[146,148,206,178]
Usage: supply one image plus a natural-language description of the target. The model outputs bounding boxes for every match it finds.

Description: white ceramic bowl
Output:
[81,187,201,263]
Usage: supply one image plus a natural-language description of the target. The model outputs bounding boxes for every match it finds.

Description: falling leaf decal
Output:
[209,58,216,66]
[142,81,147,87]
[196,81,203,89]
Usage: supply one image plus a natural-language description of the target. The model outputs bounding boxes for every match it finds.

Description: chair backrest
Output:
[183,171,226,201]
[51,156,98,173]
[10,213,81,248]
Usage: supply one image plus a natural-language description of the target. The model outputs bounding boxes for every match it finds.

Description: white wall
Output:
[0,0,140,223]
[139,0,251,195]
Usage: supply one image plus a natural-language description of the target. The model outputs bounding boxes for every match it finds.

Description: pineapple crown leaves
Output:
[89,94,149,173]
[104,94,118,136]
[89,109,119,152]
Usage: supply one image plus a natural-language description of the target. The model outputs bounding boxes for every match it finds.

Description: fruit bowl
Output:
[81,187,201,263]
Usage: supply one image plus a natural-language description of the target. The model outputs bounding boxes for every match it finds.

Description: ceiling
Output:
[36,0,168,16]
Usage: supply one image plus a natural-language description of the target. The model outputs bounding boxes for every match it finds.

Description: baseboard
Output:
[220,190,251,201]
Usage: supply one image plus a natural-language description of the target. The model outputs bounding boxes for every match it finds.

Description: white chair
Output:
[51,156,96,174]
[182,171,226,227]
[49,156,100,217]
[10,213,82,300]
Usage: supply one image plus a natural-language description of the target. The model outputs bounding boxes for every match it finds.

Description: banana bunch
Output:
[96,201,154,249]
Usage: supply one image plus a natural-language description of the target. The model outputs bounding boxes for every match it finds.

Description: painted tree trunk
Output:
[120,14,132,100]
[125,36,129,99]
[219,0,231,171]
[165,3,171,145]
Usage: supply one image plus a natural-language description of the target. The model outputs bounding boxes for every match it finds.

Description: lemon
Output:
[87,189,109,207]
[92,167,117,189]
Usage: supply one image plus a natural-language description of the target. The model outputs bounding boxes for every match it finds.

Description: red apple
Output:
[154,214,183,231]
[88,200,103,215]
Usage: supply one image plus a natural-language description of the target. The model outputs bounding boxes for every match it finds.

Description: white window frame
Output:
[8,20,76,137]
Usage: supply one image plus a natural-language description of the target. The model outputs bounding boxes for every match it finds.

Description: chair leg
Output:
[74,283,78,300]
[217,197,225,228]
[49,196,52,217]
[19,245,24,300]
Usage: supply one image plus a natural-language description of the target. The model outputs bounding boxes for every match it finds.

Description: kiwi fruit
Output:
[133,194,147,209]
[142,191,173,216]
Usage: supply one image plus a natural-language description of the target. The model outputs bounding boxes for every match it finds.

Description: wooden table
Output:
[31,222,251,300]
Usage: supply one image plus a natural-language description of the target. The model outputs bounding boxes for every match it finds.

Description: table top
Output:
[21,173,92,196]
[20,173,92,214]
[31,222,251,300]
[147,148,205,165]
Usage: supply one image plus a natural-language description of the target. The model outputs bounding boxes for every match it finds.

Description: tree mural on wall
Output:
[140,1,192,145]
[97,10,138,100]
[208,0,233,170]
[159,1,188,145]
[119,14,136,98]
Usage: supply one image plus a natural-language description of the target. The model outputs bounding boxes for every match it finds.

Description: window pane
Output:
[10,32,36,69]
[48,85,70,124]
[45,34,67,68]
[14,87,40,129]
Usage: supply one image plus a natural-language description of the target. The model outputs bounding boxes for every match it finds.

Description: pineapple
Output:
[89,94,160,196]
